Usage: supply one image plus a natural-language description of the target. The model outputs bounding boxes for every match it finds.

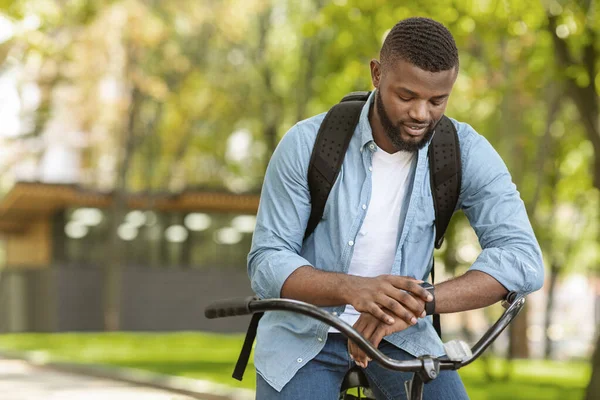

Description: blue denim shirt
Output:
[248,91,544,391]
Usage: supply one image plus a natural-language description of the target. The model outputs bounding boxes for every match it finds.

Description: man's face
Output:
[370,58,457,152]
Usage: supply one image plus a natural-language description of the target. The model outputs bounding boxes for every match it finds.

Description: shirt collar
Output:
[357,90,377,151]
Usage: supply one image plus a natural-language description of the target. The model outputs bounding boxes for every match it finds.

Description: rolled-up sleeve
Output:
[458,126,544,293]
[247,123,314,299]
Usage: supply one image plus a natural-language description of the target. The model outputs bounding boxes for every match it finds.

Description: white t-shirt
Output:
[329,147,414,332]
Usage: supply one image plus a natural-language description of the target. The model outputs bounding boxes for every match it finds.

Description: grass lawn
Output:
[0,332,591,399]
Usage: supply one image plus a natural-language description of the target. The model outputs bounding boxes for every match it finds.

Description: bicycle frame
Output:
[205,293,526,400]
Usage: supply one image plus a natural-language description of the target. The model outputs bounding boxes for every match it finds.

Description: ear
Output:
[370,59,382,89]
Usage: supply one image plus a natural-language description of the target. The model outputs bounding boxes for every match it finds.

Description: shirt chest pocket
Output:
[406,178,436,243]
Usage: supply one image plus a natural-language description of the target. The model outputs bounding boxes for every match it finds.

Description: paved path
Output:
[0,359,199,400]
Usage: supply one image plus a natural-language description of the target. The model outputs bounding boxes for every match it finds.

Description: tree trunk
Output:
[264,123,278,163]
[543,262,560,359]
[585,333,600,400]
[103,82,141,331]
[508,308,530,359]
[546,9,599,394]
[253,4,285,171]
[295,0,325,122]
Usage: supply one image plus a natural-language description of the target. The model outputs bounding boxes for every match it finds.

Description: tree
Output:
[541,1,600,395]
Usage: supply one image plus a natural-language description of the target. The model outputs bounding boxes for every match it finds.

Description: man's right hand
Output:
[349,275,432,326]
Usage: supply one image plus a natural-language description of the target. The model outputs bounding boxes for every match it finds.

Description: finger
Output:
[386,275,423,284]
[347,338,363,362]
[350,316,371,365]
[361,318,379,342]
[348,339,364,366]
[402,275,424,283]
[371,313,410,349]
[384,288,426,320]
[386,276,433,302]
[366,301,396,325]
[375,293,417,326]
[353,318,378,365]
[371,328,386,351]
[354,343,368,367]
[348,339,356,360]
[352,315,372,342]
[406,292,427,318]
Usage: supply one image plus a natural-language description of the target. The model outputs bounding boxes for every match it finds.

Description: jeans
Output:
[256,334,469,400]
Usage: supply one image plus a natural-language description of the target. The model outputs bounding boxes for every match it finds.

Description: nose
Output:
[408,101,428,123]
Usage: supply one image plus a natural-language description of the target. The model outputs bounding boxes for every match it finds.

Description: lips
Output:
[402,124,429,136]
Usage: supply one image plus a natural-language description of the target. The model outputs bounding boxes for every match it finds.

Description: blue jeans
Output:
[256,333,469,400]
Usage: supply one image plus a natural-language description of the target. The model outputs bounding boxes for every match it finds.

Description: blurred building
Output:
[0,182,257,333]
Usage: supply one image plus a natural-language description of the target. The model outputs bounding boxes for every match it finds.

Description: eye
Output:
[431,100,444,106]
[399,96,411,102]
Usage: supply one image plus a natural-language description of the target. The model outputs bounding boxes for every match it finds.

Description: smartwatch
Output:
[419,282,436,315]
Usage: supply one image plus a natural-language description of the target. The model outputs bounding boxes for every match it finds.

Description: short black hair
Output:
[380,17,459,73]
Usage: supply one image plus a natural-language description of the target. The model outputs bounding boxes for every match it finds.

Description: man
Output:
[247,17,544,399]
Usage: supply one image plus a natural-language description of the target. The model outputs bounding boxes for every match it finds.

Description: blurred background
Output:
[0,0,597,399]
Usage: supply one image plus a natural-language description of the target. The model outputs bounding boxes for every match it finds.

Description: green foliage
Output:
[1,0,597,203]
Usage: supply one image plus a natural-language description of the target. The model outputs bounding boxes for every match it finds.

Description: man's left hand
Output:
[348,311,411,368]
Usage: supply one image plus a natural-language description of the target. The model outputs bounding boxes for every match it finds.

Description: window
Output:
[55,208,255,269]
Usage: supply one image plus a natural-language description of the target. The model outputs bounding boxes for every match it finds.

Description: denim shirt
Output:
[247,91,544,392]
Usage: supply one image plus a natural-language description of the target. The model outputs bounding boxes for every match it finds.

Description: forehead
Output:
[382,58,457,96]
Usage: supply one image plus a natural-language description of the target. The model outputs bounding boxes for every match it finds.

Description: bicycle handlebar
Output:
[204,296,257,319]
[204,292,525,372]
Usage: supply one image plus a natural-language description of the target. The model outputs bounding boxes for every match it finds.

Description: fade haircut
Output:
[380,17,459,73]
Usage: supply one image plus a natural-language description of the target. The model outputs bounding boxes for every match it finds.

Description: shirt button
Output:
[369,144,375,150]
[332,312,338,316]
[297,358,303,363]
[348,241,354,246]
[317,337,323,342]
[368,166,373,172]
[361,204,366,210]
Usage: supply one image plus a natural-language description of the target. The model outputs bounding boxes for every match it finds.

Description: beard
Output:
[375,90,435,152]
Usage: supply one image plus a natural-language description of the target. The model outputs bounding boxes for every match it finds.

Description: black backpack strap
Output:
[428,115,461,249]
[428,115,461,338]
[431,258,441,337]
[304,91,371,239]
[232,312,263,381]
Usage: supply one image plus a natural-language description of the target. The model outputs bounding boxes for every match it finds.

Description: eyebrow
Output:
[398,87,449,100]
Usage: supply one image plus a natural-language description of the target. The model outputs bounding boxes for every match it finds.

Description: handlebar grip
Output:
[204,296,259,319]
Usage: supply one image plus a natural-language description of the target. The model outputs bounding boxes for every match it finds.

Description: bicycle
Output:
[205,292,525,400]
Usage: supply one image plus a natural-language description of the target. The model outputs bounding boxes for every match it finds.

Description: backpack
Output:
[232,91,461,381]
